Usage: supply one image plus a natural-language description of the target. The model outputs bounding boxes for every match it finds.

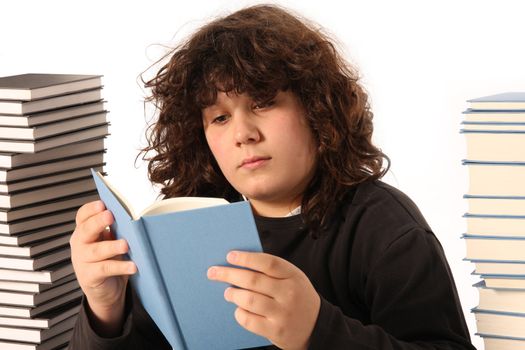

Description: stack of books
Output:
[461,92,525,350]
[0,73,108,349]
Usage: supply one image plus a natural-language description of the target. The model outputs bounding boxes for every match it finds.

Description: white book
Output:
[0,300,79,328]
[463,109,525,123]
[0,329,73,350]
[469,260,525,276]
[465,195,525,216]
[0,89,102,115]
[0,123,108,154]
[0,112,107,141]
[462,131,525,162]
[474,308,525,342]
[0,289,82,318]
[463,235,525,262]
[0,314,77,343]
[482,336,525,350]
[0,234,71,258]
[0,261,73,283]
[0,152,104,182]
[0,137,104,169]
[0,177,96,209]
[462,123,525,132]
[0,192,98,223]
[467,92,525,111]
[0,74,101,101]
[0,222,75,246]
[483,275,525,290]
[0,280,79,307]
[0,273,77,293]
[465,161,525,197]
[0,101,104,127]
[476,281,525,314]
[465,214,525,237]
[0,209,77,235]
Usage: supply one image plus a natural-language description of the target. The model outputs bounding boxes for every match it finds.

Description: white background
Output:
[2,1,525,348]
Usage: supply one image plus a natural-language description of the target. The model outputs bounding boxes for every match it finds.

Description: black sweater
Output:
[69,180,475,349]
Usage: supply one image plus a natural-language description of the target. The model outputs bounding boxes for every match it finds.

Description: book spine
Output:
[132,219,186,350]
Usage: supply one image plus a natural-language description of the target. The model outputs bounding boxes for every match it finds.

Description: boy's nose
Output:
[234,114,261,145]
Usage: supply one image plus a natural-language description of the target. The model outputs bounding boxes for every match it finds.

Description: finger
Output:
[75,200,106,226]
[87,259,137,284]
[82,239,130,263]
[208,266,277,297]
[75,210,114,244]
[227,251,296,279]
[101,226,115,241]
[233,307,272,341]
[224,287,277,317]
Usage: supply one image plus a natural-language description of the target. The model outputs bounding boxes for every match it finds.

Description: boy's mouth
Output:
[239,156,271,169]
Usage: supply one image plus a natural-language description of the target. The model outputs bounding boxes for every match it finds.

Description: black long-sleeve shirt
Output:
[69,180,475,349]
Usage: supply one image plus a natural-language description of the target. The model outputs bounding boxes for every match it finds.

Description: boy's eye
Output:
[253,100,275,110]
[211,114,229,124]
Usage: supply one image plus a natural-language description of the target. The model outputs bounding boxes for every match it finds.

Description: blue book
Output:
[472,308,525,342]
[91,169,270,350]
[467,92,525,111]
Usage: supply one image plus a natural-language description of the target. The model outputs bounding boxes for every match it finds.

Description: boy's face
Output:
[202,90,317,217]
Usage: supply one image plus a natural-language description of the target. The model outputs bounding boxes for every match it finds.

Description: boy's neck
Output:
[247,198,302,218]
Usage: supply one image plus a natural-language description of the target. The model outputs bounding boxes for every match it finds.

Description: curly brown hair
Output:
[140,4,389,236]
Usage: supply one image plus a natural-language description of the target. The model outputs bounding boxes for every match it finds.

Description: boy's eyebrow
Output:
[202,103,221,111]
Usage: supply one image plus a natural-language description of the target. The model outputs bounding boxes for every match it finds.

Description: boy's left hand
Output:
[207,251,320,350]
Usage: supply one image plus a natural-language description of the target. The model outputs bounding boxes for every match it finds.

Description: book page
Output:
[93,171,137,219]
[140,197,229,217]
[94,171,229,219]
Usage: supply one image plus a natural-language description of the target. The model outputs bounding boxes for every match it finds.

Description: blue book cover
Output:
[467,92,525,111]
[91,169,270,350]
[468,92,525,103]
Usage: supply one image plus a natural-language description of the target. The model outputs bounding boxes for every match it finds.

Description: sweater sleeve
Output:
[307,227,476,350]
[68,284,171,350]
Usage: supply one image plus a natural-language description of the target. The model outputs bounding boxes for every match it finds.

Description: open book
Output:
[91,169,270,350]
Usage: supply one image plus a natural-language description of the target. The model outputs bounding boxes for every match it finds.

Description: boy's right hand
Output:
[70,200,137,336]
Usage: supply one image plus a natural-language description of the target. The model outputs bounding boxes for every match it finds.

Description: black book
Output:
[0,123,109,153]
[0,233,71,258]
[0,208,77,235]
[0,288,82,318]
[0,246,70,271]
[0,137,105,169]
[0,101,104,127]
[0,177,97,209]
[0,89,102,115]
[0,314,77,343]
[0,270,77,293]
[0,278,79,307]
[0,329,73,350]
[0,165,103,193]
[0,192,98,223]
[0,111,107,140]
[0,260,74,284]
[0,152,105,182]
[0,222,75,246]
[0,74,101,101]
[0,298,80,328]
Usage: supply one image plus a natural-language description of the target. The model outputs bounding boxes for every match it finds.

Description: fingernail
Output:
[96,200,105,211]
[227,251,237,263]
[128,263,136,274]
[224,287,232,301]
[207,267,217,279]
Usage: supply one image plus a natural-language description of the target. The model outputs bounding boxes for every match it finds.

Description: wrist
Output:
[86,296,127,338]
